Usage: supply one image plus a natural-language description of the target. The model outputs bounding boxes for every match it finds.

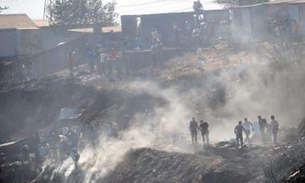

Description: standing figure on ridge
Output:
[199,120,209,146]
[189,117,199,143]
[270,115,279,144]
[235,121,245,149]
[258,115,267,143]
[242,118,253,145]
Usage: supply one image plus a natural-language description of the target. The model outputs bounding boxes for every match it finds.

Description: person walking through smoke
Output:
[258,115,267,143]
[189,117,199,143]
[270,115,279,144]
[234,121,246,149]
[242,118,253,145]
[199,120,209,146]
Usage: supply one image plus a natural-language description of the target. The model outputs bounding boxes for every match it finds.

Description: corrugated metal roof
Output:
[0,14,38,29]
[265,0,294,5]
[231,0,304,8]
[122,10,226,18]
[33,19,50,27]
[289,0,305,4]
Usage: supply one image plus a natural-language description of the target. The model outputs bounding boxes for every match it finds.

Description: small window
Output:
[234,10,243,26]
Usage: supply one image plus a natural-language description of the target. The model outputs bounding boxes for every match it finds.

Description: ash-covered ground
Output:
[1,44,305,183]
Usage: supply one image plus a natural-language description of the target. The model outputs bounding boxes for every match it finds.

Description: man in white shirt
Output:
[270,115,279,144]
[242,118,253,145]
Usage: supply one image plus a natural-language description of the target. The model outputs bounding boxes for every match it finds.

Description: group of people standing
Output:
[67,43,126,81]
[189,117,210,146]
[189,115,280,149]
[234,115,279,149]
[87,44,124,80]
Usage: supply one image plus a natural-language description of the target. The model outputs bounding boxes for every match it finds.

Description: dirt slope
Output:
[102,148,252,183]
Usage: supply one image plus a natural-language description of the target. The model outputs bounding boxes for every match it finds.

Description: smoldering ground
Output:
[43,46,305,182]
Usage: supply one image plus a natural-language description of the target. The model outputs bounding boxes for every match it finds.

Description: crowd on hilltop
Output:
[130,17,231,50]
[65,0,234,77]
[67,43,128,81]
[189,115,280,149]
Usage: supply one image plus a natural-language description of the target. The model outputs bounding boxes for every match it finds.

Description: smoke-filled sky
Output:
[1,0,222,19]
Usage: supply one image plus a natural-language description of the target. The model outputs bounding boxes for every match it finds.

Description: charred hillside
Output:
[102,148,250,183]
[3,43,305,183]
[0,75,167,141]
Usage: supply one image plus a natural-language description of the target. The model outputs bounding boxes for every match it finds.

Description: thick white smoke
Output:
[47,45,305,182]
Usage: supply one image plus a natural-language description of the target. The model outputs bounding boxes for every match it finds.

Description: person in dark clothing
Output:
[197,0,203,11]
[69,128,80,150]
[189,117,199,143]
[234,121,246,149]
[199,120,209,146]
[193,1,198,12]
[70,148,80,170]
[258,115,267,143]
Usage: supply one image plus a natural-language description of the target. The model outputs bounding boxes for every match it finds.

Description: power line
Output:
[174,0,217,12]
[117,0,168,8]
[119,0,191,14]
[117,0,197,8]
[0,0,20,3]
[174,7,193,12]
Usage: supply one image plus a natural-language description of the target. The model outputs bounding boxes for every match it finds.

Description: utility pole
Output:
[43,0,52,19]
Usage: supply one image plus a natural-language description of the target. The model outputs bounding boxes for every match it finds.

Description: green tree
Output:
[48,0,117,25]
